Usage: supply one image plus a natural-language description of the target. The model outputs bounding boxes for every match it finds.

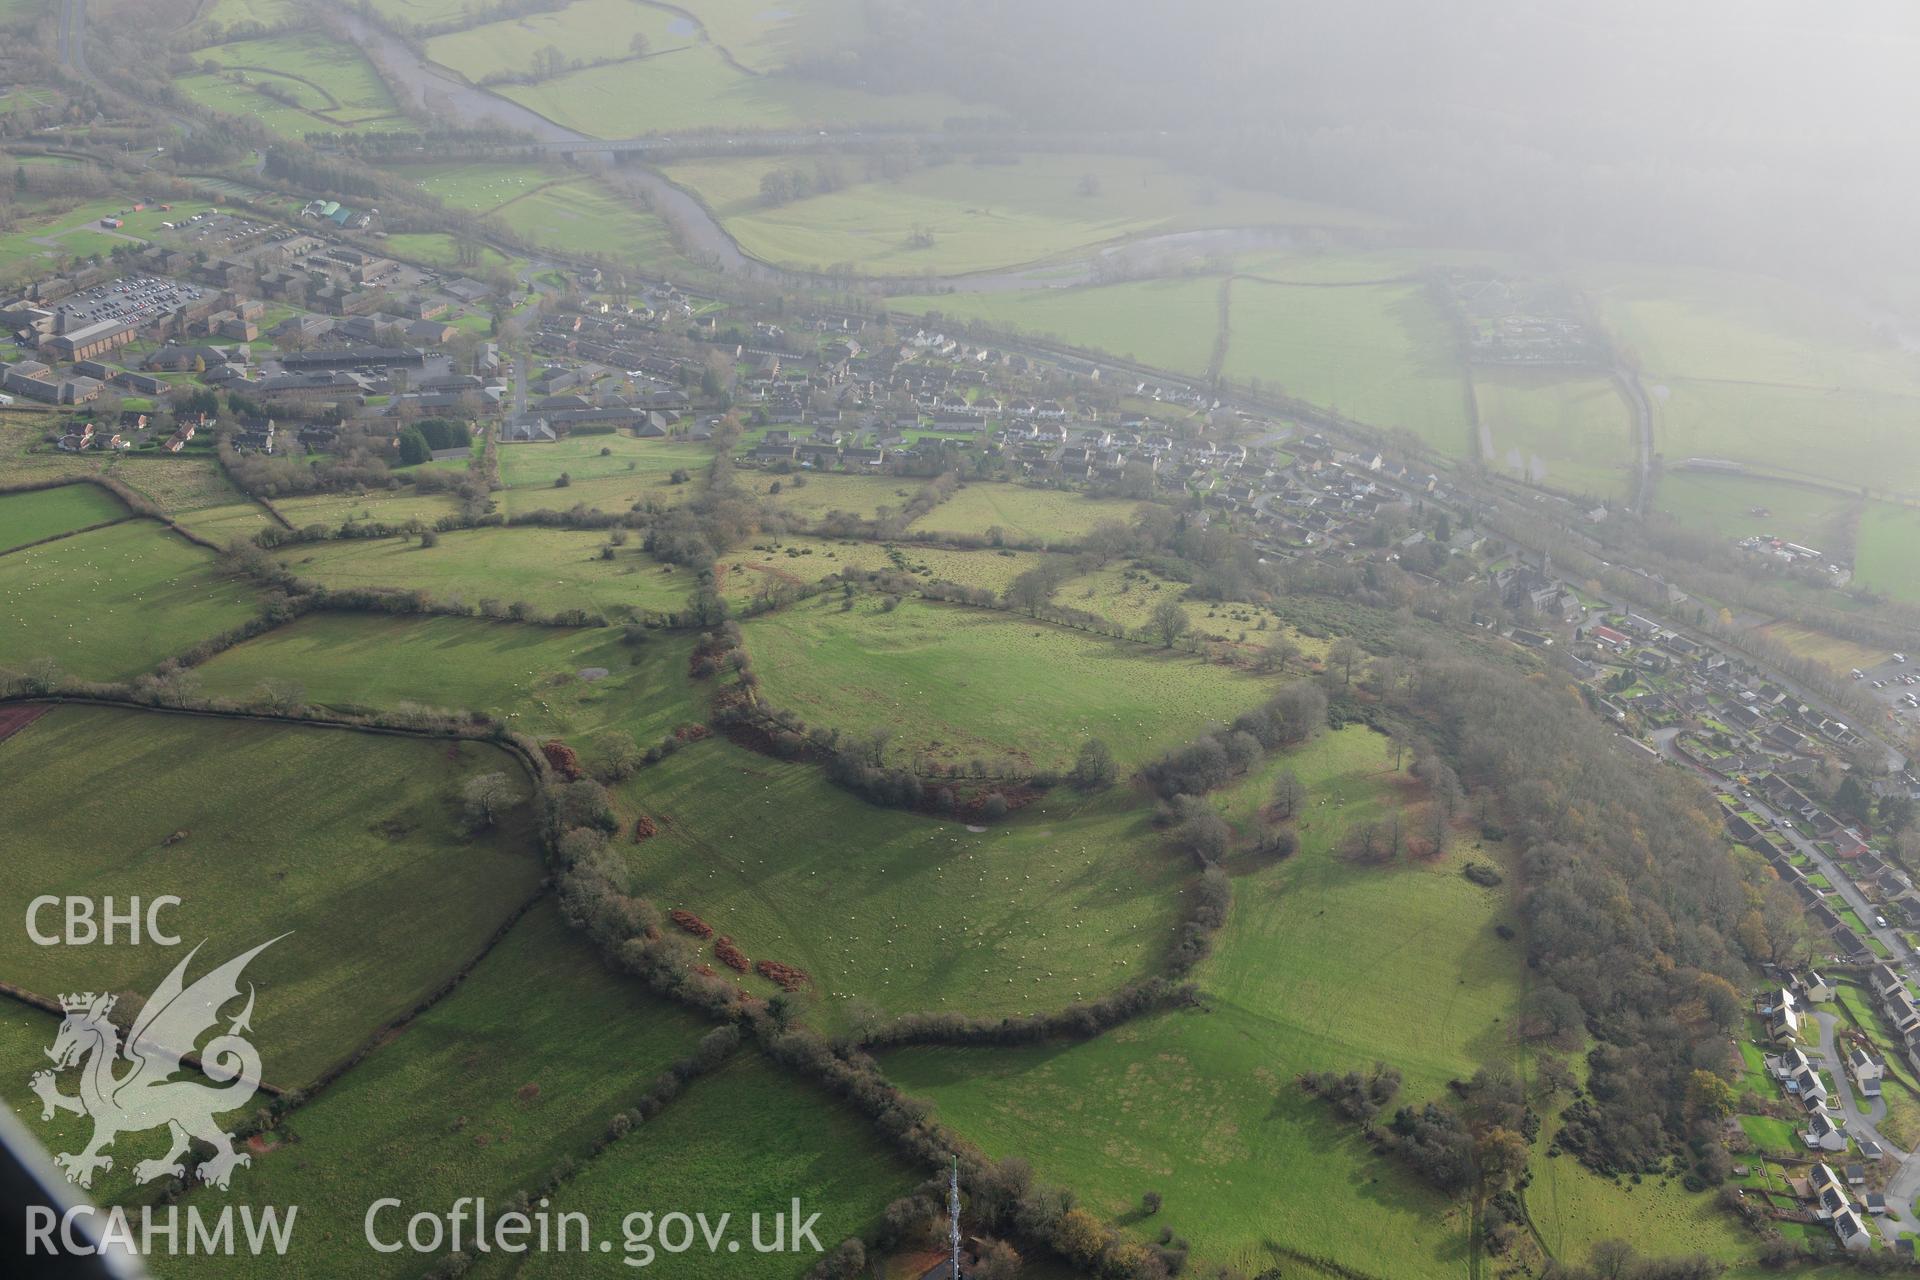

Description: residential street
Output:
[1651,728,1920,1241]
[1811,1012,1920,1242]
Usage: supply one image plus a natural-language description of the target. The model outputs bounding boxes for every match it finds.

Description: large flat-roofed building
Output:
[44,317,136,362]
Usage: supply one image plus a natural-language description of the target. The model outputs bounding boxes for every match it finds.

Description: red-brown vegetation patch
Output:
[542,739,583,781]
[0,703,51,744]
[714,935,750,972]
[633,814,658,841]
[754,959,811,992]
[670,908,713,939]
[672,722,711,743]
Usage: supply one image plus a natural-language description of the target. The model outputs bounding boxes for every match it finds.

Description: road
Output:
[1809,1012,1920,1243]
[1613,366,1654,513]
[58,0,198,142]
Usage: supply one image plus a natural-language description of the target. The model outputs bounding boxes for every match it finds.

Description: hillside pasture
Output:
[1474,368,1635,499]
[102,455,252,515]
[739,595,1272,770]
[1223,278,1474,455]
[906,483,1144,547]
[618,739,1189,1025]
[883,727,1528,1278]
[512,1052,919,1280]
[0,705,543,1088]
[0,520,261,681]
[193,612,703,767]
[0,483,126,552]
[273,526,694,620]
[1051,561,1324,657]
[273,487,468,530]
[200,903,713,1279]
[167,500,284,546]
[716,537,1054,603]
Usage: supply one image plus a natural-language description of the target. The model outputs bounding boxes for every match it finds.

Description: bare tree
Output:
[462,772,524,829]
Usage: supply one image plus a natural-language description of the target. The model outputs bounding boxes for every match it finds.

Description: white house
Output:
[1771,1047,1814,1081]
[1834,1208,1873,1252]
[1804,1111,1848,1153]
[1792,1066,1829,1107]
[1849,1048,1885,1098]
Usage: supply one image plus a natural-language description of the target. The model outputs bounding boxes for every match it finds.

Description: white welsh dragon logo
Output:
[29,937,283,1191]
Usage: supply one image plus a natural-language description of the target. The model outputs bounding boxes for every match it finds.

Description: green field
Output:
[360,0,478,24]
[273,487,468,530]
[1530,1142,1760,1265]
[427,0,681,81]
[740,596,1272,769]
[181,33,405,136]
[0,483,126,552]
[892,275,1224,377]
[0,198,179,276]
[194,902,714,1279]
[403,162,557,214]
[716,537,1054,603]
[510,1051,920,1280]
[1052,562,1323,656]
[906,483,1144,546]
[1591,265,1920,493]
[192,612,702,765]
[0,705,543,1089]
[1223,278,1474,453]
[195,33,401,123]
[1656,470,1860,551]
[1851,502,1920,604]
[758,471,919,521]
[1474,369,1635,499]
[671,0,867,74]
[664,152,1391,277]
[499,434,713,491]
[274,527,694,620]
[380,231,516,273]
[170,500,283,547]
[499,45,984,138]
[621,737,1188,1025]
[0,422,248,515]
[485,177,679,263]
[0,520,262,682]
[884,727,1531,1277]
